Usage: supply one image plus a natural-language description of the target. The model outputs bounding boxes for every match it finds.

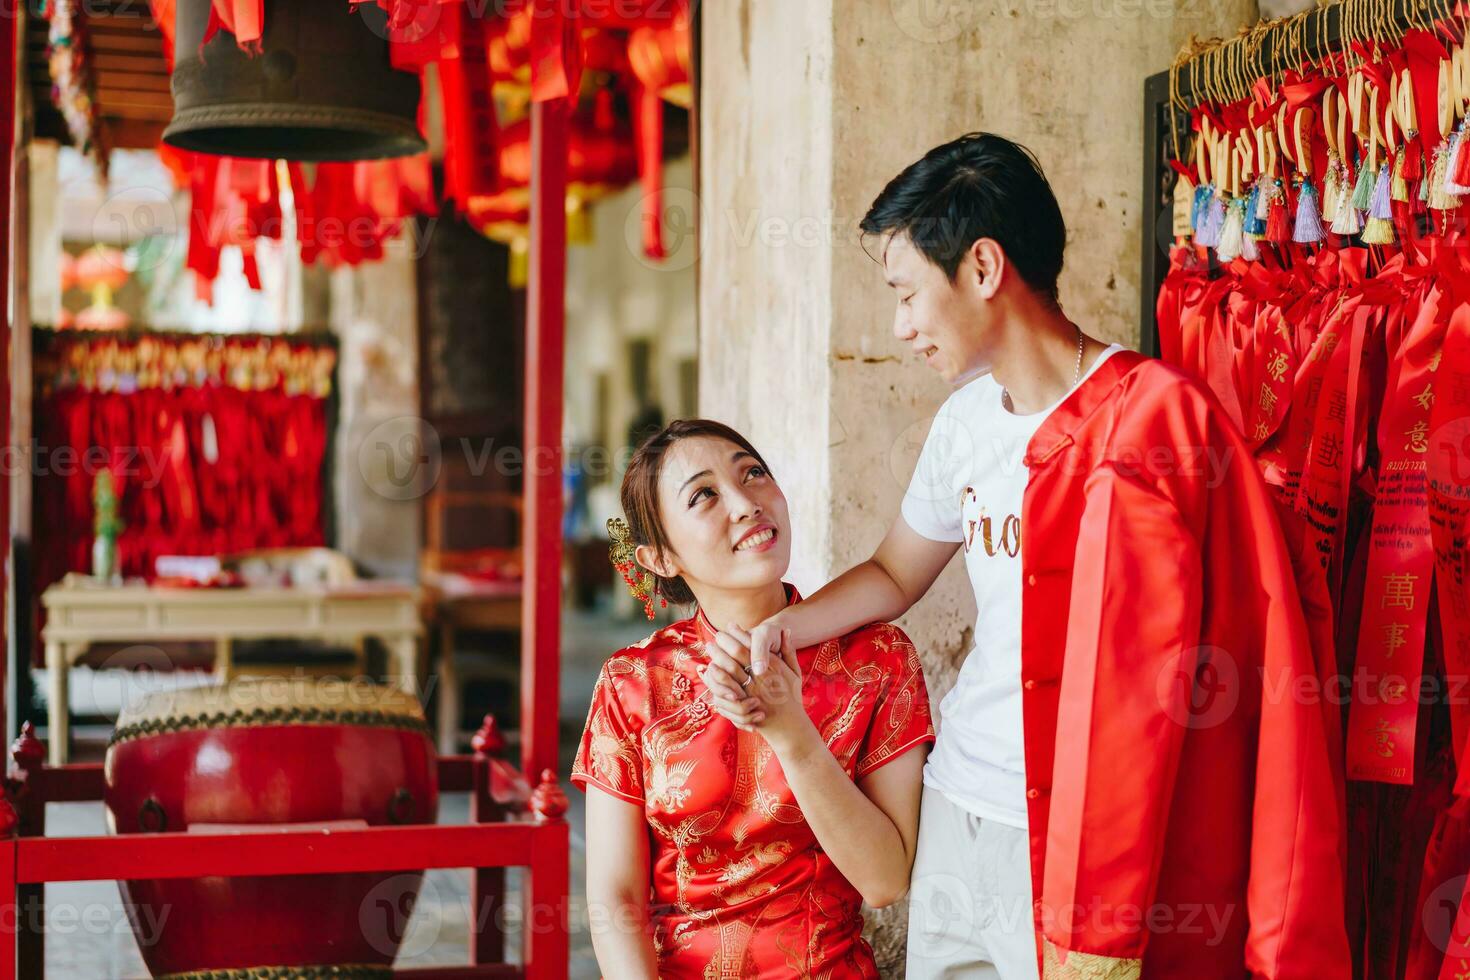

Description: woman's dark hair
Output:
[859,132,1066,305]
[619,418,773,606]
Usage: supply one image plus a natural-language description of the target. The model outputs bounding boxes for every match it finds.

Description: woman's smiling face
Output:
[637,435,792,599]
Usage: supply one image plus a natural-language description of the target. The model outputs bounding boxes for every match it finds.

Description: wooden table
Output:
[41,573,423,764]
[420,571,521,755]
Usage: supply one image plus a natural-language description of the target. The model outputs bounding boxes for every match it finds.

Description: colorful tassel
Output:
[1370,163,1394,217]
[1350,156,1377,211]
[1429,141,1458,210]
[1191,182,1212,233]
[1390,151,1409,203]
[1216,198,1245,260]
[1265,180,1290,242]
[1293,179,1325,243]
[1320,156,1342,222]
[1244,183,1266,237]
[1361,162,1396,244]
[1361,216,1396,244]
[1402,139,1423,181]
[1447,129,1470,193]
[1331,187,1363,235]
[1455,123,1470,187]
[1196,191,1226,248]
[1240,228,1261,261]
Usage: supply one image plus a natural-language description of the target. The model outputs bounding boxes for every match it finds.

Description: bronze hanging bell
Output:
[163,0,427,161]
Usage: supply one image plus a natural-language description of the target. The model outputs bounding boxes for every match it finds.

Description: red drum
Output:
[104,678,438,979]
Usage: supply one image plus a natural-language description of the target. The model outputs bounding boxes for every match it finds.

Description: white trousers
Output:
[905,786,1041,980]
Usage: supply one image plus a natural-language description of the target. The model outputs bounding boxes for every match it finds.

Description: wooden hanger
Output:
[1396,66,1417,140]
[1348,72,1369,141]
[1324,87,1342,159]
[1216,130,1233,195]
[1273,102,1291,170]
[1437,56,1454,140]
[1379,78,1397,155]
[1199,116,1216,186]
[1367,81,1383,167]
[1454,40,1470,120]
[1294,107,1314,177]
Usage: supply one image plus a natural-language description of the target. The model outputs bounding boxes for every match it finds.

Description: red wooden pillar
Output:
[0,5,16,978]
[520,95,568,785]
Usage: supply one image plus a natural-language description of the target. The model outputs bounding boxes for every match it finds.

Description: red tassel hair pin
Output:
[607,517,666,620]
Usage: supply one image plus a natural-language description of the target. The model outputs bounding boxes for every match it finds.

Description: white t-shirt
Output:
[901,344,1125,829]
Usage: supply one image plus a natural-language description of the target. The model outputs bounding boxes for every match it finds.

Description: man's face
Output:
[881,232,991,385]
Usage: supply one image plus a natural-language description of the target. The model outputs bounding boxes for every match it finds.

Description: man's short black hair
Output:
[860,132,1066,305]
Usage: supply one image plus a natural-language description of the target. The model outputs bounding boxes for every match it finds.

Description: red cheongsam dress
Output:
[572,585,935,979]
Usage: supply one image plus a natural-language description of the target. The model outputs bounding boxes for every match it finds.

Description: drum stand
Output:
[0,715,570,979]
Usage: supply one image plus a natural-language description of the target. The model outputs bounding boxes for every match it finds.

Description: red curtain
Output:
[30,331,334,665]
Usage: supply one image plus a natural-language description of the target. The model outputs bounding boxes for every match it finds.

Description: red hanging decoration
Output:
[634,83,666,259]
[529,0,582,103]
[1265,186,1291,243]
[437,4,501,208]
[627,10,691,259]
[203,0,264,53]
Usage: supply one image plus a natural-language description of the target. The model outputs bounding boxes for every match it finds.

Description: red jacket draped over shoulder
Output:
[1021,350,1350,979]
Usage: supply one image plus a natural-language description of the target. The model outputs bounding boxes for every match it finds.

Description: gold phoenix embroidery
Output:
[1042,937,1143,980]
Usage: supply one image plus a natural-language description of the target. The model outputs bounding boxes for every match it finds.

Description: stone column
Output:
[698,0,1257,970]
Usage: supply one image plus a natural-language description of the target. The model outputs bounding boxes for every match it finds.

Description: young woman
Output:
[572,418,934,979]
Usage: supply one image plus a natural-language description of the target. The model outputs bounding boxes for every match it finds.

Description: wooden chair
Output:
[420,491,524,754]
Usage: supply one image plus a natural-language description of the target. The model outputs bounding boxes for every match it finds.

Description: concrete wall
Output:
[698,0,1258,970]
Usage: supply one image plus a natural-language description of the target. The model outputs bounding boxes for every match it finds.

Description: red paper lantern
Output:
[628,15,691,108]
[496,101,637,199]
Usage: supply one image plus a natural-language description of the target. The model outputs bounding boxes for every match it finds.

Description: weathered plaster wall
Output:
[331,236,423,581]
[699,0,1258,971]
[697,0,836,592]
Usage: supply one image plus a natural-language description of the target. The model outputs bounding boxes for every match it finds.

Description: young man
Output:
[723,134,1351,978]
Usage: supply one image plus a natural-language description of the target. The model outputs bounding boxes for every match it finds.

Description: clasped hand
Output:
[700,624,812,749]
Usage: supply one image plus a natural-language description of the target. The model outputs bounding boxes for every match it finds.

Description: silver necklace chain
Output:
[1003,325,1084,413]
